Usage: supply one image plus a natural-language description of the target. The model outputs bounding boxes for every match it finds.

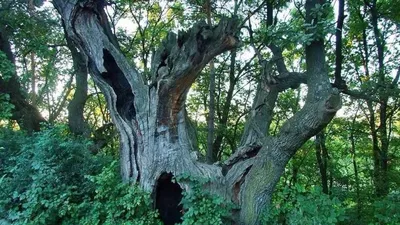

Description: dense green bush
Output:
[0,127,238,225]
[0,127,160,225]
[0,126,108,224]
[177,175,235,225]
[262,184,346,225]
[66,161,161,225]
[369,192,400,225]
[5,126,397,225]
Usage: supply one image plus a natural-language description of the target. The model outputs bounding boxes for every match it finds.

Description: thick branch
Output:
[232,1,342,223]
[151,18,239,127]
[240,19,307,147]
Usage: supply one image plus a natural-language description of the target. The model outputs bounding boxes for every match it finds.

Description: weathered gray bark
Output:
[53,0,341,224]
[52,0,238,189]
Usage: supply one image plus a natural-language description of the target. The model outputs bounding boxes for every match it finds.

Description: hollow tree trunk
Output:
[53,0,341,224]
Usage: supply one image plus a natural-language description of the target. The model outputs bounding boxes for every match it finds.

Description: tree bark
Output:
[350,113,361,220]
[64,22,90,136]
[315,131,329,194]
[206,0,217,163]
[369,0,390,197]
[53,0,341,224]
[28,0,37,105]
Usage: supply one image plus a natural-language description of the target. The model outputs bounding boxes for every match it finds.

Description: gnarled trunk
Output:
[53,0,341,224]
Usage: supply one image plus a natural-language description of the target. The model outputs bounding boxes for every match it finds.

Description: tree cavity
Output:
[154,172,183,225]
[101,49,135,120]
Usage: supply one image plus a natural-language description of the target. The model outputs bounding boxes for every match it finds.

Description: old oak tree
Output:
[52,0,341,224]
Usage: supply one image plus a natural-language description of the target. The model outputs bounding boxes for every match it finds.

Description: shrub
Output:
[262,184,346,225]
[177,175,235,225]
[369,192,400,225]
[68,161,161,225]
[0,126,109,224]
[0,126,161,225]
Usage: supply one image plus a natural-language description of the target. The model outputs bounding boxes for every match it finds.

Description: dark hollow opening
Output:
[102,49,135,120]
[155,172,183,225]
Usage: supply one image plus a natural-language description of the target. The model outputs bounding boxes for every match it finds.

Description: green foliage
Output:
[0,0,399,224]
[261,2,334,48]
[116,0,181,78]
[0,51,15,81]
[378,0,400,23]
[0,51,16,120]
[305,3,335,40]
[0,127,161,225]
[1,0,69,116]
[177,175,235,225]
[0,126,109,224]
[369,192,400,225]
[68,161,161,225]
[0,94,14,120]
[262,185,346,225]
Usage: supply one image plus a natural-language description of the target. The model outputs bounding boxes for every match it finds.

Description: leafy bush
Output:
[262,184,346,225]
[0,51,15,81]
[177,175,235,225]
[0,126,161,225]
[369,192,400,225]
[0,126,109,224]
[0,94,14,120]
[67,161,161,225]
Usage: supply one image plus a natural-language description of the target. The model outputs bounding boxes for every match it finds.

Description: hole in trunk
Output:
[155,172,183,225]
[101,49,135,120]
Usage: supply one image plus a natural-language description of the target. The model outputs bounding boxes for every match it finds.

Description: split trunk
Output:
[53,0,341,224]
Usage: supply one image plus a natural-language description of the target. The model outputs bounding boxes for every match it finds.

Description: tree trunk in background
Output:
[28,0,37,105]
[368,0,390,197]
[350,114,361,220]
[213,49,237,159]
[212,0,241,160]
[0,27,45,133]
[53,0,341,224]
[64,24,90,136]
[315,131,329,194]
[206,60,216,163]
[367,100,389,197]
[206,0,216,163]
